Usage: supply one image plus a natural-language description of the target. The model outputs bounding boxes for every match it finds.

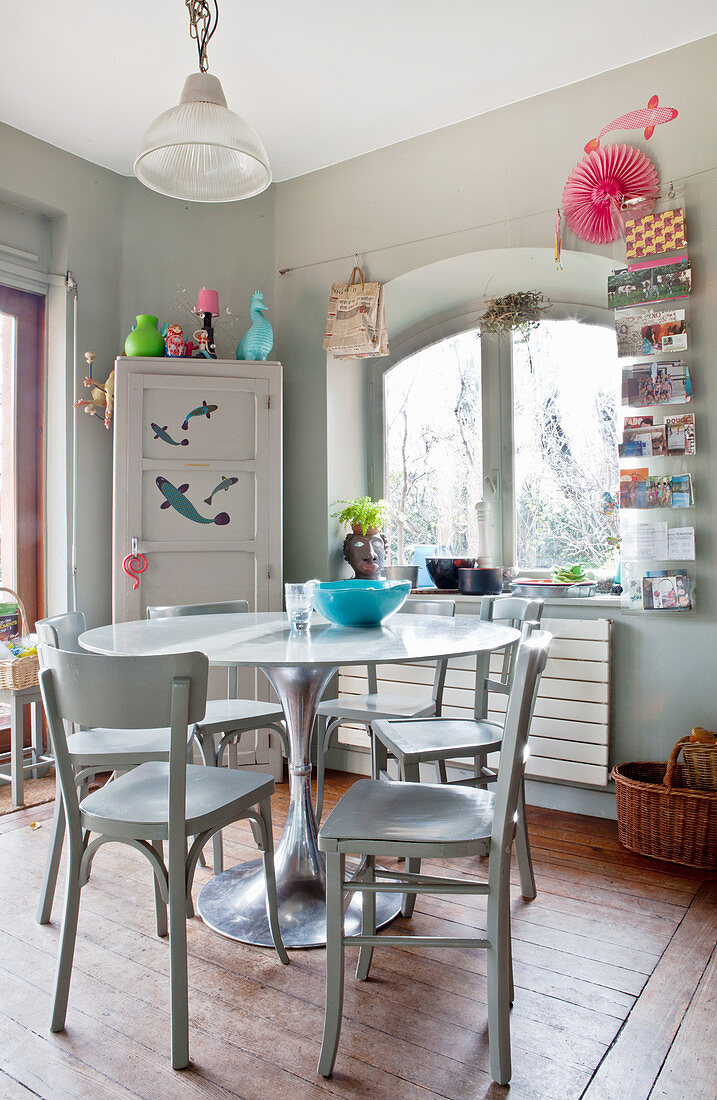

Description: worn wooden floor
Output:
[0,772,714,1100]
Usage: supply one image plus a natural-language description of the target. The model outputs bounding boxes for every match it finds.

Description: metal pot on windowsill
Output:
[458,567,503,595]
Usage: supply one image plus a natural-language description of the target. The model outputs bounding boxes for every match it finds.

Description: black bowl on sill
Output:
[425,556,476,590]
[458,567,503,596]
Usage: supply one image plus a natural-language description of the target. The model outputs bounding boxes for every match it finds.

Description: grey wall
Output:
[1,35,715,813]
[272,35,717,807]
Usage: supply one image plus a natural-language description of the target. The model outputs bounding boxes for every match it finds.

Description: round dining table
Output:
[80,611,520,948]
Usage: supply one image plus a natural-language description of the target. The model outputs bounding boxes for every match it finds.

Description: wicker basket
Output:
[678,736,717,790]
[0,587,39,691]
[612,760,717,870]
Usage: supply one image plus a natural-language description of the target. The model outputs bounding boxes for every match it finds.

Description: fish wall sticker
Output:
[584,95,678,153]
[151,422,189,447]
[156,476,230,525]
[182,400,218,431]
[204,475,239,505]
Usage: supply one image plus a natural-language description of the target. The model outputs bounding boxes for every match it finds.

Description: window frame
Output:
[371,302,615,572]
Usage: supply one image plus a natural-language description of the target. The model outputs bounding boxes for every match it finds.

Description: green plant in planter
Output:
[331,496,389,535]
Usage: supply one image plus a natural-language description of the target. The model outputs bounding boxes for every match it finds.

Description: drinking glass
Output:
[285,581,316,631]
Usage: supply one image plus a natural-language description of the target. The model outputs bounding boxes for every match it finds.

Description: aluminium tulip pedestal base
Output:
[197,661,400,948]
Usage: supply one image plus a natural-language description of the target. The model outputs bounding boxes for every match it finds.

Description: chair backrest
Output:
[38,646,208,852]
[489,630,551,865]
[369,600,456,706]
[475,596,544,719]
[147,599,249,619]
[35,611,87,653]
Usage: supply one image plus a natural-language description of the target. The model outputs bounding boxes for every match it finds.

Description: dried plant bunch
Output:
[478,291,551,336]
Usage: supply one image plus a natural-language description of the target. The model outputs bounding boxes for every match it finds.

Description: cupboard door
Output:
[113,362,282,775]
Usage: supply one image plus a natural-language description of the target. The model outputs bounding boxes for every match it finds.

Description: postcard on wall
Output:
[664,413,696,454]
[642,571,692,611]
[624,207,687,261]
[671,473,693,508]
[607,259,691,309]
[621,360,691,406]
[618,425,667,458]
[646,476,672,508]
[620,521,668,560]
[619,468,649,509]
[614,307,687,358]
[624,415,653,429]
[667,526,695,560]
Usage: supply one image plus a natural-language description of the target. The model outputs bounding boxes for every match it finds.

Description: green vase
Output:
[124,314,165,357]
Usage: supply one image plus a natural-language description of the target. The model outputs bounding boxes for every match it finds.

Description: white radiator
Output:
[335,616,612,787]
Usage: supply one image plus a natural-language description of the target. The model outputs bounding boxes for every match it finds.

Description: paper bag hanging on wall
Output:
[323,266,389,358]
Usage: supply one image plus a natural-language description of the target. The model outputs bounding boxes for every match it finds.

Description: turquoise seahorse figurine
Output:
[236,291,274,361]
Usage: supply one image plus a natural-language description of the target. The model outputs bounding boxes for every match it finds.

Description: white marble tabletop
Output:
[80,611,520,668]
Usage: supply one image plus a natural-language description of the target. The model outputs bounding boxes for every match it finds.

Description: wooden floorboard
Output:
[649,945,717,1100]
[0,772,714,1100]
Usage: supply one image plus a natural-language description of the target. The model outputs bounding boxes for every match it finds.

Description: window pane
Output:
[384,330,482,562]
[513,319,619,572]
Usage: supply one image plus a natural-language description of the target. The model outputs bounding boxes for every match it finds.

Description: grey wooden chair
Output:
[35,611,195,926]
[38,644,288,1071]
[372,595,543,907]
[317,630,551,1087]
[147,600,289,873]
[313,599,456,822]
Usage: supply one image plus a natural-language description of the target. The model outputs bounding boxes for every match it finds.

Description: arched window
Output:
[383,316,619,575]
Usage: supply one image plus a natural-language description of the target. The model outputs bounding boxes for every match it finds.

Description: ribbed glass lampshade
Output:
[134,73,271,203]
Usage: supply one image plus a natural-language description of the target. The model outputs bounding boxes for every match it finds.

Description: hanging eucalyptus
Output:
[478,291,551,338]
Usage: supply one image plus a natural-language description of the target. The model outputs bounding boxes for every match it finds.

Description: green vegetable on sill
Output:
[552,563,590,584]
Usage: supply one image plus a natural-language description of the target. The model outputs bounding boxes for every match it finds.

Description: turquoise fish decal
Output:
[204,475,239,505]
[156,477,230,526]
[151,422,189,447]
[182,400,218,431]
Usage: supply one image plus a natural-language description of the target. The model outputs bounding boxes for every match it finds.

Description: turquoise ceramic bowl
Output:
[313,580,411,627]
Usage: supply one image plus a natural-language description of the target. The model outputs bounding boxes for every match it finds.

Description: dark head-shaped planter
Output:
[343,530,388,580]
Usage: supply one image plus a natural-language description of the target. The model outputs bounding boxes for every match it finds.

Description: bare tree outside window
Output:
[384,331,482,562]
[513,319,620,572]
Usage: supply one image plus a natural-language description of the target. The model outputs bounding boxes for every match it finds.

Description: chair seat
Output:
[79,761,275,840]
[196,697,285,735]
[317,693,437,724]
[66,726,190,766]
[319,778,494,856]
[374,718,504,765]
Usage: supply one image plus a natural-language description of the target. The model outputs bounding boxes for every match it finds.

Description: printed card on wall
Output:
[607,259,691,309]
[624,207,687,260]
[615,307,687,357]
[621,360,691,406]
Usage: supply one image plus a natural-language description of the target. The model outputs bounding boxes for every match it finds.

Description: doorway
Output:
[0,285,45,743]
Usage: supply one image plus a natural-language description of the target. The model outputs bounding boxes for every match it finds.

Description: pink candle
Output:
[196,287,219,316]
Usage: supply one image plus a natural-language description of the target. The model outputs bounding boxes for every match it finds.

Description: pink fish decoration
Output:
[584,96,678,153]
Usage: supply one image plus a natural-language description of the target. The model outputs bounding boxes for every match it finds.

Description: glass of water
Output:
[285,581,316,631]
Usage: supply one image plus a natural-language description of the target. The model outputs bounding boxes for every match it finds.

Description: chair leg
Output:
[168,840,190,1070]
[370,726,389,781]
[486,864,512,1085]
[257,799,289,965]
[152,840,168,938]
[196,728,223,874]
[515,779,537,900]
[401,761,421,918]
[355,854,375,981]
[37,777,65,924]
[50,846,82,1032]
[314,715,328,822]
[318,852,346,1078]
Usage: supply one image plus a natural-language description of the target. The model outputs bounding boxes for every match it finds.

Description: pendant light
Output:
[134,1,271,203]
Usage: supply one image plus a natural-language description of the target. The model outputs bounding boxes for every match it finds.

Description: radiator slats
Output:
[334,615,611,786]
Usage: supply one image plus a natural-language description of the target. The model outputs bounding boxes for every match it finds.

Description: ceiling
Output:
[2,2,715,184]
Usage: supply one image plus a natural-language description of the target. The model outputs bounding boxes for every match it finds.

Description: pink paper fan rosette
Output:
[562,143,659,244]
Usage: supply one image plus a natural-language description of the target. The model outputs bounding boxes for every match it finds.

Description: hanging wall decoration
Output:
[562,144,659,245]
[156,476,230,525]
[583,95,678,153]
[204,475,238,506]
[74,352,116,429]
[151,422,189,447]
[122,545,149,590]
[182,399,218,430]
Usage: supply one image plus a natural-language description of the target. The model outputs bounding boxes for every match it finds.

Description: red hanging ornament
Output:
[562,144,659,245]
